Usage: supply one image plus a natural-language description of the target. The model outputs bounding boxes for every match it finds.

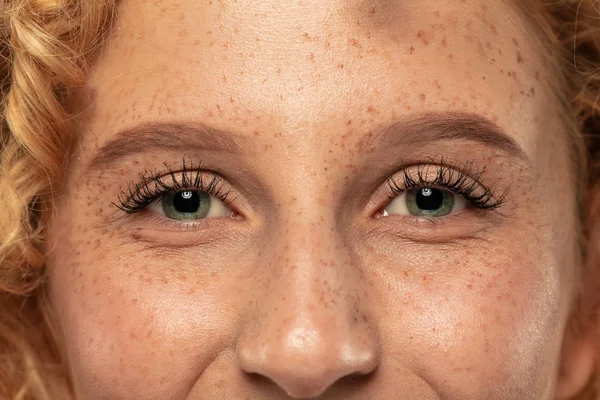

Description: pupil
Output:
[173,190,201,213]
[416,188,444,211]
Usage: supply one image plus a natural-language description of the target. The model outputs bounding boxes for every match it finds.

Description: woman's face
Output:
[46,1,593,399]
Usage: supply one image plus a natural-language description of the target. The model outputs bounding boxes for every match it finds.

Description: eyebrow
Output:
[87,122,252,172]
[87,112,527,173]
[370,112,528,162]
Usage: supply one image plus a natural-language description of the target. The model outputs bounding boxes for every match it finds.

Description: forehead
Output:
[82,0,553,164]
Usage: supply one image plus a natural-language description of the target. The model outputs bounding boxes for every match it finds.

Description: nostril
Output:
[237,334,379,399]
[236,273,380,397]
[246,363,361,399]
[244,362,379,399]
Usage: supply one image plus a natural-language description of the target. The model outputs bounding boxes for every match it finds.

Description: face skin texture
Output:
[45,0,597,399]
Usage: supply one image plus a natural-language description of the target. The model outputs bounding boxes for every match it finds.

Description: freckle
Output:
[535,71,540,81]
[512,37,520,47]
[348,37,360,47]
[409,46,415,54]
[346,119,352,125]
[421,275,431,288]
[337,63,344,69]
[417,30,429,45]
[530,87,535,96]
[516,51,524,63]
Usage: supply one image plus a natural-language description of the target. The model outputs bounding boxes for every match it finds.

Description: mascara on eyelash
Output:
[386,159,507,210]
[112,158,231,214]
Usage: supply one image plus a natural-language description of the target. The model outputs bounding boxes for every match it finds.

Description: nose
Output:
[236,216,379,398]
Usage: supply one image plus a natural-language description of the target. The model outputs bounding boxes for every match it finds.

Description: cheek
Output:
[46,167,574,398]
[45,213,243,397]
[371,244,567,398]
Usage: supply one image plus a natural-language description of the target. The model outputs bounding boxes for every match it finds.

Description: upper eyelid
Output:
[383,162,506,209]
[114,167,235,213]
[386,164,481,192]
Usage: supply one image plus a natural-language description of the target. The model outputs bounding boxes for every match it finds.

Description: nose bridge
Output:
[236,209,379,397]
[271,208,352,323]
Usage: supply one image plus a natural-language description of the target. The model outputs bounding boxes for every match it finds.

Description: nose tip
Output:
[237,324,378,398]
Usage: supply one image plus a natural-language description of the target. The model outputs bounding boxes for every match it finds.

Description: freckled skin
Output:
[45,1,590,399]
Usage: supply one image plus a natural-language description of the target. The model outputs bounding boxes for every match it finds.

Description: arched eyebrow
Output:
[85,112,528,173]
[369,112,528,163]
[86,122,253,172]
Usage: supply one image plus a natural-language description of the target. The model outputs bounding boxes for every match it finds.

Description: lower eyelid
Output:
[110,215,248,248]
[126,210,241,231]
[368,209,497,244]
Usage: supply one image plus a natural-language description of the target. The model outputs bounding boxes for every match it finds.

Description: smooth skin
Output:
[46,0,598,399]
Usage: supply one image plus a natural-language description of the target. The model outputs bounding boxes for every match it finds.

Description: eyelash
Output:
[114,159,504,217]
[385,159,506,210]
[114,159,233,214]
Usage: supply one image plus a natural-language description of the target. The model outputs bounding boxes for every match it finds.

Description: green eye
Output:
[147,188,233,221]
[383,187,467,218]
[162,190,211,220]
[405,188,455,217]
